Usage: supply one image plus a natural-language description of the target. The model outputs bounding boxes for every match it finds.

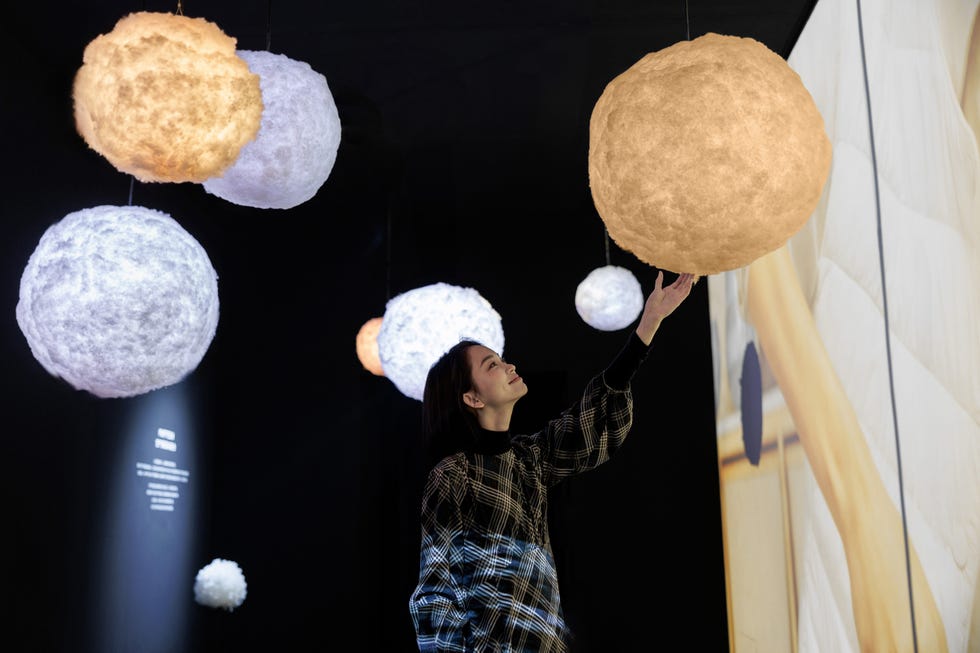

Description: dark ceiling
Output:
[2,1,817,651]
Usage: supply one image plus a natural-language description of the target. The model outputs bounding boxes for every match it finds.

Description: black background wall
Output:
[2,1,816,651]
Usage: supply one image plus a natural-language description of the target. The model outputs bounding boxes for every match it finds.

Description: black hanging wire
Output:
[266,0,273,51]
[685,0,690,40]
[855,1,918,650]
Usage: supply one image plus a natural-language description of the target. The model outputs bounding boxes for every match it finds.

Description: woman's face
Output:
[464,345,528,409]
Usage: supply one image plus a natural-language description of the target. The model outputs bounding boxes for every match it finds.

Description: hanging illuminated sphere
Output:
[72,11,263,183]
[202,50,342,209]
[575,265,643,331]
[16,205,219,398]
[194,558,247,611]
[588,32,832,275]
[377,283,505,401]
[356,316,385,377]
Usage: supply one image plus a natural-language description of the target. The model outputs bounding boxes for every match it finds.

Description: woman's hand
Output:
[635,271,697,345]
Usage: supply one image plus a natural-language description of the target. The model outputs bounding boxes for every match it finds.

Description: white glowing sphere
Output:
[194,558,247,611]
[377,282,505,401]
[575,265,644,331]
[202,50,342,209]
[16,205,219,398]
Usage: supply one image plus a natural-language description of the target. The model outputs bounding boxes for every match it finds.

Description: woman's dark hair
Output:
[421,339,482,467]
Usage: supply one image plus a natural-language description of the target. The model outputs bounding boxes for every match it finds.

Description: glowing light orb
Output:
[202,50,342,209]
[575,265,643,331]
[588,32,832,275]
[16,205,219,398]
[72,11,263,183]
[377,283,505,401]
[356,316,385,376]
[194,558,247,611]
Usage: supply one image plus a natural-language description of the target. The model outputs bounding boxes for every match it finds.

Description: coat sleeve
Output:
[518,331,651,486]
[409,459,472,652]
[524,373,634,488]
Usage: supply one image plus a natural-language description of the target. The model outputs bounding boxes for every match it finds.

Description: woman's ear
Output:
[462,391,484,409]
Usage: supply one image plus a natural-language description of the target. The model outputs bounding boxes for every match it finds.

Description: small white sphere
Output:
[377,282,505,401]
[202,50,342,209]
[575,265,643,331]
[16,205,219,398]
[194,558,247,611]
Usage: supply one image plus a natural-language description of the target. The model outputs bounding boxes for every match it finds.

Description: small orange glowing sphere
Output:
[356,317,385,377]
[589,32,832,275]
[72,11,263,183]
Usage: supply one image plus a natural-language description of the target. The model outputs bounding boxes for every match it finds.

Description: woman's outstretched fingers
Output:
[635,270,696,344]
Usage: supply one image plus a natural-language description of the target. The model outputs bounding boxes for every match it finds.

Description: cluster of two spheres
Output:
[73,10,342,208]
[356,283,507,402]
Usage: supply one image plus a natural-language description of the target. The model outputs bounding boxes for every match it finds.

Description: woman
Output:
[409,270,696,652]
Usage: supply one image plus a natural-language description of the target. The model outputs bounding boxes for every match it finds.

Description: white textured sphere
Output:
[377,282,505,401]
[194,558,247,611]
[202,50,342,209]
[16,205,219,398]
[575,265,644,331]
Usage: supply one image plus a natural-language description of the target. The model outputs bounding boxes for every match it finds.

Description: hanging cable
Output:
[685,0,690,40]
[855,0,918,650]
[266,0,273,51]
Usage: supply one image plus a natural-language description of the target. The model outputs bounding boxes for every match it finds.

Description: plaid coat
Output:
[409,353,639,652]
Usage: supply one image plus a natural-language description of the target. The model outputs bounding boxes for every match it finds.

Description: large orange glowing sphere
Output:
[356,317,385,377]
[72,11,263,183]
[588,32,832,275]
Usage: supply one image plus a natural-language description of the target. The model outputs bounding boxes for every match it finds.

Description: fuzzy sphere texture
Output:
[575,265,643,331]
[588,32,832,275]
[377,283,505,401]
[356,316,385,376]
[202,50,342,209]
[194,558,247,611]
[16,205,220,398]
[72,11,263,183]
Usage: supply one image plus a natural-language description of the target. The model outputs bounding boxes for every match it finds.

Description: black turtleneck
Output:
[471,427,512,455]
